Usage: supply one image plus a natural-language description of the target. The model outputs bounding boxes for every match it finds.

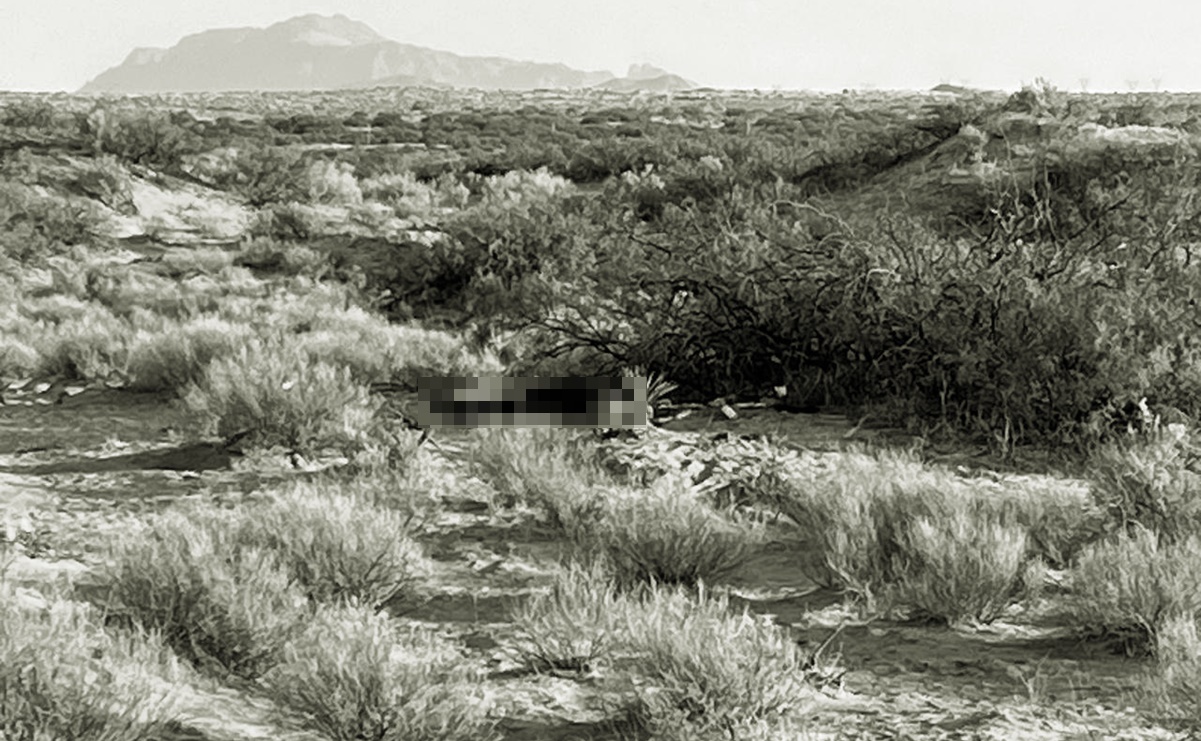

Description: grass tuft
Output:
[263,602,499,741]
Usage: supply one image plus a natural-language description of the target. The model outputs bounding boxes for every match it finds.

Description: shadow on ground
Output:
[0,442,237,474]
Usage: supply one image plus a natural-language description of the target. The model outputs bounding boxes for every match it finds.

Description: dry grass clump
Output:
[607,582,828,740]
[183,337,381,456]
[263,602,499,741]
[1088,422,1201,543]
[508,561,832,739]
[508,559,624,675]
[887,510,1042,625]
[576,474,761,591]
[1143,612,1201,726]
[125,314,255,393]
[157,245,236,276]
[466,427,611,529]
[0,335,39,381]
[94,506,309,680]
[1066,526,1201,655]
[0,582,191,741]
[292,306,506,386]
[772,448,1066,622]
[233,482,431,611]
[34,308,132,382]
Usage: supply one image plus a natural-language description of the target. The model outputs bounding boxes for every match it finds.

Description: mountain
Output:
[80,14,686,93]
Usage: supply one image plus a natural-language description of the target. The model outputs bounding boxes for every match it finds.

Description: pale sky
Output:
[1,0,1196,93]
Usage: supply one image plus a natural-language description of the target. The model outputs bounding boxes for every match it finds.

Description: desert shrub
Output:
[609,582,826,740]
[82,265,200,318]
[507,117,1201,445]
[466,428,611,529]
[508,559,622,675]
[183,337,381,456]
[125,316,255,393]
[307,158,363,205]
[213,143,308,206]
[81,105,203,170]
[1066,527,1201,655]
[887,511,1042,624]
[288,307,504,387]
[16,293,92,325]
[1088,422,1201,542]
[34,308,131,382]
[234,236,331,281]
[233,482,430,610]
[1144,613,1201,724]
[263,602,498,741]
[248,201,325,240]
[0,182,106,260]
[772,449,1060,620]
[0,98,57,129]
[95,507,309,680]
[0,583,189,741]
[576,475,760,591]
[0,337,40,381]
[358,170,468,217]
[157,245,236,277]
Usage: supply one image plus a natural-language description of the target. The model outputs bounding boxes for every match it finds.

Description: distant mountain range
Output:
[80,14,697,93]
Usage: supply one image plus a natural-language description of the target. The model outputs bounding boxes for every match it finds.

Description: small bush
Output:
[466,428,610,529]
[95,507,308,680]
[610,582,825,740]
[888,512,1040,624]
[1067,527,1201,655]
[35,308,132,382]
[307,159,363,205]
[183,337,381,456]
[126,316,255,393]
[508,559,623,675]
[1088,423,1201,542]
[0,583,188,741]
[773,449,1059,619]
[234,482,431,610]
[82,105,203,170]
[579,475,759,591]
[158,246,236,276]
[234,237,330,279]
[263,602,499,741]
[1144,612,1201,724]
[0,336,39,381]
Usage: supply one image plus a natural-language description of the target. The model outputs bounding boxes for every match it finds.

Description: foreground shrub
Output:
[96,508,308,680]
[0,583,188,741]
[578,475,760,591]
[263,602,498,741]
[773,449,1059,621]
[183,337,381,455]
[1143,613,1201,725]
[467,428,610,529]
[888,511,1041,624]
[234,483,431,611]
[508,559,623,675]
[1066,527,1201,655]
[1088,422,1201,542]
[609,582,826,740]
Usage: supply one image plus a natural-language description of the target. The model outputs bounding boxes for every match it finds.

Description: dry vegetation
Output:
[4,82,1201,739]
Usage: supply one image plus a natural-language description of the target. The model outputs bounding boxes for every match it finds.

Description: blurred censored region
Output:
[416,376,648,428]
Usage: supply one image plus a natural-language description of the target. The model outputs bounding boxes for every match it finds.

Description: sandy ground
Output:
[0,389,1189,740]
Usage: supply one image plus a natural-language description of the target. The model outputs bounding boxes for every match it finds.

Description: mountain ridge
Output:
[81,14,693,93]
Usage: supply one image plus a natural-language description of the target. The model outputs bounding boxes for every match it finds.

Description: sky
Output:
[1,0,1197,93]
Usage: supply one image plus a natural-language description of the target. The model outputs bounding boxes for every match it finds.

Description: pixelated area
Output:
[416,376,648,428]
